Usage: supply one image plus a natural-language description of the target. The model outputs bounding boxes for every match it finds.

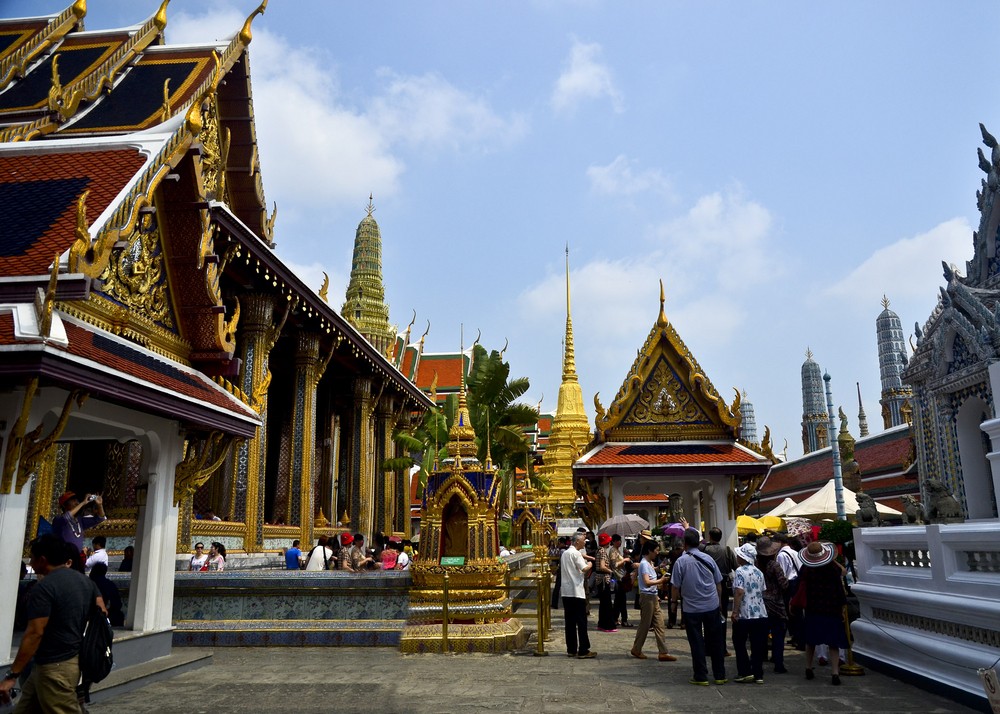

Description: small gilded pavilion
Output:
[0,1,431,661]
[574,283,773,545]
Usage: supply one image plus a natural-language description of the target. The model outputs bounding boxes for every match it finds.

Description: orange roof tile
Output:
[0,148,146,276]
[414,353,465,391]
[581,443,764,466]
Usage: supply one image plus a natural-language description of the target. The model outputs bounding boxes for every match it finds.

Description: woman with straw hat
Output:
[795,541,848,685]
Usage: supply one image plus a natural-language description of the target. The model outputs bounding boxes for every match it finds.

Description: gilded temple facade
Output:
[574,283,772,544]
[0,1,431,660]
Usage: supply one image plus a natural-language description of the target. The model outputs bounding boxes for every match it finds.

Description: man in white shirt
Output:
[395,542,410,570]
[84,536,109,572]
[774,534,803,649]
[560,532,595,658]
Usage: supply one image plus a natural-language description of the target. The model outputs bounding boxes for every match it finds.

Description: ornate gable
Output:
[594,282,741,443]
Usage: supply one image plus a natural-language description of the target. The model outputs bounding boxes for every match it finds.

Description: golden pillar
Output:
[377,397,396,535]
[228,293,278,552]
[288,332,327,547]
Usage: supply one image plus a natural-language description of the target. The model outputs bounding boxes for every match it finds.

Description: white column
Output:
[128,427,183,632]
[0,487,30,660]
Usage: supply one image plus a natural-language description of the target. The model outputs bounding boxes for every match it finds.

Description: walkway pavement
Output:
[89,605,982,714]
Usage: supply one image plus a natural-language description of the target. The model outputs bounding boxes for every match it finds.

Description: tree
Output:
[465,344,544,513]
[383,406,451,500]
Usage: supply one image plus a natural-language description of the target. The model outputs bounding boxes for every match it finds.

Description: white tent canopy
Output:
[765,497,799,517]
[783,480,902,520]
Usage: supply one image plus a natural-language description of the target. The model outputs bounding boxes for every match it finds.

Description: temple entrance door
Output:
[441,494,468,558]
[957,397,998,519]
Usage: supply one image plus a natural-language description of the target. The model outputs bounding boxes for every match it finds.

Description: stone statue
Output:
[855,491,881,528]
[923,479,964,524]
[900,494,923,525]
[668,493,684,524]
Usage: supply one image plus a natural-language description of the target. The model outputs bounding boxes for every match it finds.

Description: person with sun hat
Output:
[795,541,848,686]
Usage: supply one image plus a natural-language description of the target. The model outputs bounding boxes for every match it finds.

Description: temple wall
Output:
[851,523,1000,707]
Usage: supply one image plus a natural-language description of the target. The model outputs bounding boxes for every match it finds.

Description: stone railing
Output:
[851,522,1000,707]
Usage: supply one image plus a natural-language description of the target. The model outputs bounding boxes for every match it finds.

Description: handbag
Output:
[789,581,807,613]
[621,572,634,593]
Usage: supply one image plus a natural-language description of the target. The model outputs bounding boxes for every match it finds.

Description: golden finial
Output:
[265,201,277,240]
[72,0,87,20]
[238,0,267,45]
[50,54,63,95]
[499,337,508,359]
[881,295,890,310]
[472,328,481,350]
[160,78,171,123]
[153,0,170,30]
[319,272,329,302]
[806,347,813,360]
[429,370,438,402]
[656,278,668,327]
[38,253,60,339]
[565,243,571,316]
[419,320,431,348]
[484,410,494,471]
[741,389,748,399]
[184,99,202,135]
[366,193,375,217]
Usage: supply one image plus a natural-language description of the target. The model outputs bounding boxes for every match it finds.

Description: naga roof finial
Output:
[239,0,267,46]
[656,278,667,327]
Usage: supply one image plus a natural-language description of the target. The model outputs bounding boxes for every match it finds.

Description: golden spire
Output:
[366,193,375,217]
[806,347,814,360]
[447,330,478,461]
[881,295,891,310]
[562,245,578,384]
[656,278,668,327]
[541,247,592,516]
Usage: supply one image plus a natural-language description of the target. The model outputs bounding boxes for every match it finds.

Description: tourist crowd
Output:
[552,522,852,687]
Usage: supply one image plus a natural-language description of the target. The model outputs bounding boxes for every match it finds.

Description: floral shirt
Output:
[733,563,767,620]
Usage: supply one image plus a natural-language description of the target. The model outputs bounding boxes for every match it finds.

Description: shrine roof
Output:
[56,46,218,135]
[577,441,769,468]
[0,143,148,277]
[0,308,259,436]
[414,351,469,393]
[0,30,133,113]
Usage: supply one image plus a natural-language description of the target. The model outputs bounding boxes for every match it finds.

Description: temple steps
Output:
[172,619,407,646]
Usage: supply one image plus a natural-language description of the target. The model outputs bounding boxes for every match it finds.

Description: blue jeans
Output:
[684,609,726,681]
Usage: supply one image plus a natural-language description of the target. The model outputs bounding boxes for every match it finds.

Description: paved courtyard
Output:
[90,613,981,714]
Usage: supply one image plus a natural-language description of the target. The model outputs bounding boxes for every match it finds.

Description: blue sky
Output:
[13,1,1000,457]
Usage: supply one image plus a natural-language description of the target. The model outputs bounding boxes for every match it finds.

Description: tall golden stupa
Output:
[400,370,526,652]
[539,248,593,516]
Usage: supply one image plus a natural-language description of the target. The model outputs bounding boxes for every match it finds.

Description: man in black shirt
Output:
[0,535,106,710]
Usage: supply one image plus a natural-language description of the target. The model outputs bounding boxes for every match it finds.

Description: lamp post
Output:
[824,372,846,520]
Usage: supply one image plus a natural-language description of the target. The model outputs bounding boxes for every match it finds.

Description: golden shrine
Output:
[401,379,526,653]
[574,282,775,541]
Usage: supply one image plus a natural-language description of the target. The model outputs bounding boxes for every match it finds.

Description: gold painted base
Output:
[839,662,866,676]
[399,618,526,654]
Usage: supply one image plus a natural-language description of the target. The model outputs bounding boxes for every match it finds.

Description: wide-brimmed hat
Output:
[58,491,77,508]
[755,536,780,557]
[597,533,612,546]
[736,543,757,563]
[638,529,653,539]
[799,541,835,567]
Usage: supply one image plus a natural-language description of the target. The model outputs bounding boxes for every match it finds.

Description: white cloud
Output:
[824,218,972,310]
[587,155,671,196]
[551,39,623,114]
[166,7,524,211]
[517,187,779,415]
[369,71,528,152]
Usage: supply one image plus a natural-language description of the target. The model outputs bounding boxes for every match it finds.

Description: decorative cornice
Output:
[0,0,85,91]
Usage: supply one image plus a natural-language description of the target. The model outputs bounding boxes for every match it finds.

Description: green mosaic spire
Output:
[342,196,393,355]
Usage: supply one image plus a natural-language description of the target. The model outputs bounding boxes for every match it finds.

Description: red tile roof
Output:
[0,148,146,276]
[0,311,13,344]
[414,353,466,392]
[581,442,765,466]
[623,493,668,502]
[58,319,257,420]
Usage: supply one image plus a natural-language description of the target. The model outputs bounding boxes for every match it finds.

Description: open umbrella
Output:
[759,515,785,531]
[737,514,765,536]
[599,514,649,538]
[784,517,812,538]
[662,522,686,538]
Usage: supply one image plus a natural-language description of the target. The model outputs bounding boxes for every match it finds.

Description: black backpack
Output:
[80,603,114,683]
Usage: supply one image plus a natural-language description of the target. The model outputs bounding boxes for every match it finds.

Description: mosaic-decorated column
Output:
[351,377,375,538]
[288,332,327,546]
[228,293,278,552]
[376,396,395,535]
